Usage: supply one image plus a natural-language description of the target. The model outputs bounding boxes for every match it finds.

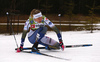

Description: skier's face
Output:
[34,17,42,23]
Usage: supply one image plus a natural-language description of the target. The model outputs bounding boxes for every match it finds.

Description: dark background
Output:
[0,0,100,15]
[0,0,100,34]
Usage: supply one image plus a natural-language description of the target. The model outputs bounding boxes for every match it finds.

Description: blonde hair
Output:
[30,9,41,18]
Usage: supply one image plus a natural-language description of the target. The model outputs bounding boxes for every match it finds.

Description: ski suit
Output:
[20,16,62,49]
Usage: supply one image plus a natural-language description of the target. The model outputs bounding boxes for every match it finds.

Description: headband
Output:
[33,12,42,19]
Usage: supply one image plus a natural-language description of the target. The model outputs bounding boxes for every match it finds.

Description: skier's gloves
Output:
[17,46,23,52]
[59,41,64,51]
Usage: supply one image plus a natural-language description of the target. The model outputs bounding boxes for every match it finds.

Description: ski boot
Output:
[32,42,39,52]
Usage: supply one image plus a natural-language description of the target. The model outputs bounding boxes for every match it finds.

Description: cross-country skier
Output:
[17,9,64,52]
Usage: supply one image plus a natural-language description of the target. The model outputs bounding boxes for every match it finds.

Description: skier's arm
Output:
[20,30,28,47]
[20,19,30,47]
[44,17,64,50]
[44,17,62,41]
[17,30,28,52]
[17,20,29,52]
[51,25,64,50]
[51,26,62,41]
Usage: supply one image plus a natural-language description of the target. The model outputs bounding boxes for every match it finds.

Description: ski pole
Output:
[6,12,19,48]
[58,14,62,34]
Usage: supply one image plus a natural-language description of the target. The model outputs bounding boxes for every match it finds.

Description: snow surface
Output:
[0,30,100,62]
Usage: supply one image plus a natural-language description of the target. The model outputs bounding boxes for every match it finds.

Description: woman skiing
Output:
[17,9,64,52]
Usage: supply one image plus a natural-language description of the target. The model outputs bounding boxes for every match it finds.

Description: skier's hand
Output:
[17,46,23,52]
[59,40,64,51]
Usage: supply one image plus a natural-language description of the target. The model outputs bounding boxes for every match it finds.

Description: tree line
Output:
[0,0,100,15]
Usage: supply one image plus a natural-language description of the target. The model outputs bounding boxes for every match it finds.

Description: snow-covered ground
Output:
[0,30,100,62]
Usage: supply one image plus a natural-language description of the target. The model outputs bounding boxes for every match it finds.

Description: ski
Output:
[21,51,70,61]
[15,44,92,50]
[15,44,92,61]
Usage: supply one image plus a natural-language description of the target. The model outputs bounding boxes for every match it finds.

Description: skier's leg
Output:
[39,36,60,50]
[28,27,47,52]
[28,27,47,43]
[37,27,47,42]
[28,29,40,52]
